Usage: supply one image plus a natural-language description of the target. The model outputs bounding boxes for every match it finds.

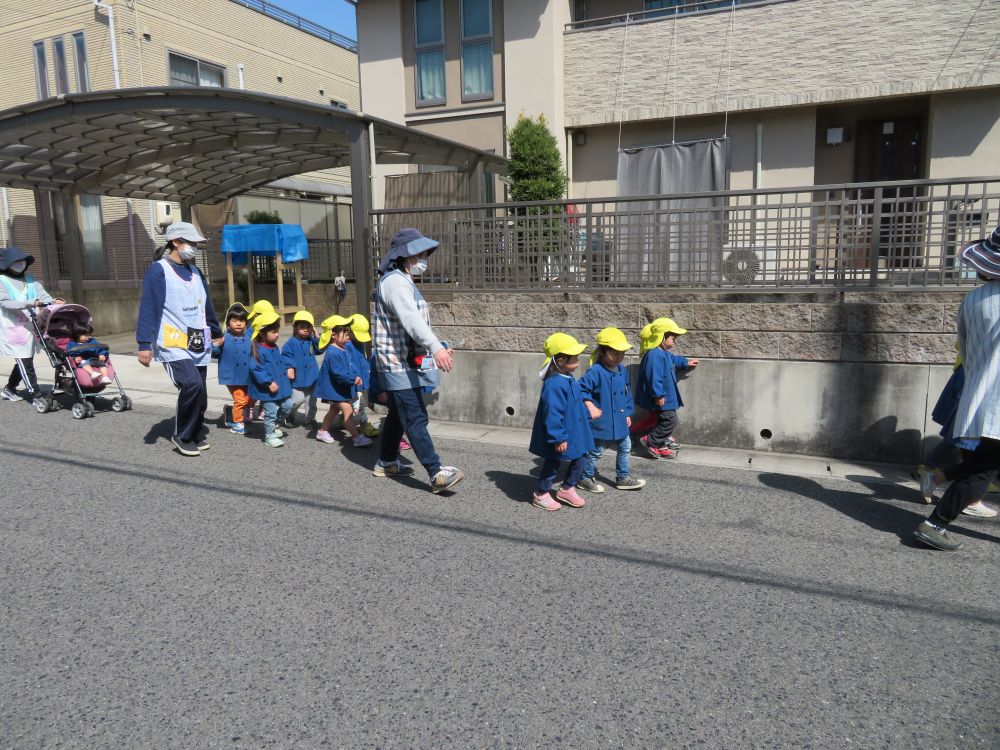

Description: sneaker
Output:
[230,422,245,435]
[962,500,998,518]
[315,430,335,444]
[274,427,287,438]
[576,477,605,493]
[555,486,586,508]
[1,387,22,402]
[532,491,560,511]
[171,435,201,457]
[101,375,114,385]
[196,438,210,451]
[352,434,373,448]
[372,460,415,477]
[919,467,937,504]
[431,466,465,494]
[913,520,962,551]
[640,435,674,459]
[615,476,646,491]
[283,414,296,428]
[665,437,682,451]
[360,422,381,438]
[264,436,285,448]
[399,437,412,451]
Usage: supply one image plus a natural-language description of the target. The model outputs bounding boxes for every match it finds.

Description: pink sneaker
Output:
[555,486,586,508]
[532,491,560,511]
[399,437,412,451]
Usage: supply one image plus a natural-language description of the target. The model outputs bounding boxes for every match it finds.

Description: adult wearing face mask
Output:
[371,228,464,494]
[0,246,64,401]
[135,222,223,456]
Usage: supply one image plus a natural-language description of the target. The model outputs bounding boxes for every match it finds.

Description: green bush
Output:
[244,209,283,224]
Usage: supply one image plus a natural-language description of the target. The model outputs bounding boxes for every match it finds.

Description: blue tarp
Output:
[220,224,309,265]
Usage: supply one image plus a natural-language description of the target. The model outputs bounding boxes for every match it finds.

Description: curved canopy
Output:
[0,87,507,204]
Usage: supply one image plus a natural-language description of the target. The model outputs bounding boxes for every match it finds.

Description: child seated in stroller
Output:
[65,321,113,385]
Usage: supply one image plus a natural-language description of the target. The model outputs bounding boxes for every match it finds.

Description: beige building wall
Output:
[563,0,1000,128]
[928,88,1000,180]
[1,0,359,286]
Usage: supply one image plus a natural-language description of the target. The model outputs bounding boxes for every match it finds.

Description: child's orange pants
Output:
[228,385,251,423]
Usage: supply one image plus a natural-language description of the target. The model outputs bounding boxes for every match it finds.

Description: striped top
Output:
[953,280,1000,441]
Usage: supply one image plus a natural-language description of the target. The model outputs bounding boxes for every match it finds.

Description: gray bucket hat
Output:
[377,228,439,273]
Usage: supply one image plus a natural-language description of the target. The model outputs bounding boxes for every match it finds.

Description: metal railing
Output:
[230,0,358,52]
[566,0,772,32]
[370,178,1000,291]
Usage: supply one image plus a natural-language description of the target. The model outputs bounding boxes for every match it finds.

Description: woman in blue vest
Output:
[0,246,63,401]
[135,222,222,457]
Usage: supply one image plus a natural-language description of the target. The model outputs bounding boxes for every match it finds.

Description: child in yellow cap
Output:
[314,315,372,447]
[248,309,293,448]
[528,333,595,510]
[635,317,699,459]
[347,313,380,438]
[577,327,645,493]
[281,310,321,429]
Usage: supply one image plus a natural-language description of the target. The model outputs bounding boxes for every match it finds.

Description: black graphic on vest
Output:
[186,327,206,354]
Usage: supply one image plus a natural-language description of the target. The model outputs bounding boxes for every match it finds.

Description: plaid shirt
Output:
[372,269,440,391]
[954,281,1000,441]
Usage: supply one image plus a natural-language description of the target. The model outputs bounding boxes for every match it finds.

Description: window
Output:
[78,195,107,279]
[33,41,49,99]
[414,0,445,105]
[168,52,225,88]
[461,0,493,100]
[52,37,69,95]
[72,32,90,93]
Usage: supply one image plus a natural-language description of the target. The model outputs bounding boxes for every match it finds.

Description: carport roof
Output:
[0,87,507,204]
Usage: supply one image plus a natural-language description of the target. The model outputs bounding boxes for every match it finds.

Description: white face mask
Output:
[408,258,428,276]
[177,243,198,261]
[9,260,27,274]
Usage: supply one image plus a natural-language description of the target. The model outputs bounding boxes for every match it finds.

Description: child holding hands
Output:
[577,327,645,493]
[248,308,293,448]
[281,310,321,428]
[347,314,380,438]
[213,303,252,434]
[314,315,372,447]
[635,317,699,459]
[528,333,595,511]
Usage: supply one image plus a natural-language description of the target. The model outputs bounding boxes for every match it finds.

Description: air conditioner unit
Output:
[155,201,174,230]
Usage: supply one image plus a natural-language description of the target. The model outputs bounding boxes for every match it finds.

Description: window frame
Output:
[33,41,49,100]
[72,32,90,93]
[167,50,227,88]
[413,0,446,107]
[460,0,494,102]
[52,36,70,96]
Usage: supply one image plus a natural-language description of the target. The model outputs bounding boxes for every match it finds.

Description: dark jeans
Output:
[7,358,38,394]
[380,387,441,478]
[163,360,208,443]
[537,456,586,493]
[932,438,1000,526]
[647,409,678,448]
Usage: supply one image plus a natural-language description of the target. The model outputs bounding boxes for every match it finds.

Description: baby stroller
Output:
[27,303,132,418]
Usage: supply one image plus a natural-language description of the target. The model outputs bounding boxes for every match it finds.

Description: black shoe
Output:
[913,520,962,551]
[171,436,201,457]
[196,439,210,451]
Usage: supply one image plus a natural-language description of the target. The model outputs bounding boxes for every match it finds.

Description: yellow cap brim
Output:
[352,330,371,342]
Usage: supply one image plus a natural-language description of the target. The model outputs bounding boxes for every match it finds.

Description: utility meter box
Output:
[155,201,174,229]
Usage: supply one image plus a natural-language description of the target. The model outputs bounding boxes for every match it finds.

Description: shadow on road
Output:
[757,472,1000,546]
[484,469,535,504]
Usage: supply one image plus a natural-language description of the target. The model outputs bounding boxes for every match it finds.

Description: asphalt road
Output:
[1,398,998,748]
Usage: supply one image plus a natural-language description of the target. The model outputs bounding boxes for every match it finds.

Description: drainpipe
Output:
[93,1,122,89]
[1,188,11,245]
[126,198,138,283]
[238,63,245,89]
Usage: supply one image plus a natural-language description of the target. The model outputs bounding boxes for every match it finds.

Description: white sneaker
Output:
[1,387,23,402]
[962,500,998,518]
[101,375,114,385]
[315,430,335,444]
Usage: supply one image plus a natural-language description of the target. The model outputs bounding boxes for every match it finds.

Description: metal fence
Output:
[370,178,1000,291]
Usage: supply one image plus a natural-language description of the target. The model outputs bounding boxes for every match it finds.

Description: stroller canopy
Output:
[38,303,92,340]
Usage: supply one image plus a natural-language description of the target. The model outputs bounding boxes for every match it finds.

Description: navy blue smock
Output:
[314,343,358,403]
[248,342,292,402]
[579,362,634,441]
[212,331,252,386]
[529,373,595,461]
[635,347,689,412]
[281,335,321,389]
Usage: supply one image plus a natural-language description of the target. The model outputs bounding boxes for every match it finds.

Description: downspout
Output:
[93,1,122,89]
[238,63,245,89]
[1,188,11,245]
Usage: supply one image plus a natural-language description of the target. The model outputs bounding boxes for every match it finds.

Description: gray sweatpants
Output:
[288,385,317,424]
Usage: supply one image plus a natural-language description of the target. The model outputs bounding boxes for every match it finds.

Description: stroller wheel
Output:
[112,397,126,412]
[33,396,50,414]
[71,402,87,420]
[122,395,132,411]
[84,402,96,418]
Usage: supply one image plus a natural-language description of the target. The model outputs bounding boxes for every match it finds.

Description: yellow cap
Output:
[350,313,371,342]
[247,299,277,321]
[590,327,633,365]
[640,317,687,354]
[318,313,355,350]
[543,332,587,358]
[292,310,315,327]
[251,309,280,340]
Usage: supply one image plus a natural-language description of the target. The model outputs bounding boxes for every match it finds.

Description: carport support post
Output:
[57,192,85,304]
[349,124,372,315]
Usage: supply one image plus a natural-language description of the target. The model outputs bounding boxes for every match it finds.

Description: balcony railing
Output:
[566,0,784,32]
[371,177,1000,292]
[230,0,357,52]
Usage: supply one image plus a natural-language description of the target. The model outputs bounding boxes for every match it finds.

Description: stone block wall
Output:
[429,290,966,366]
[564,0,1000,127]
